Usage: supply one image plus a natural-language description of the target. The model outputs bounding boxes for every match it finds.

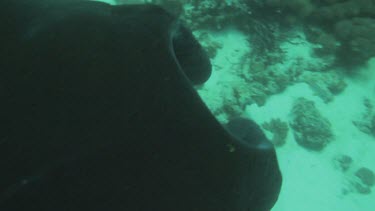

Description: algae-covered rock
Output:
[289,97,333,150]
[262,118,289,146]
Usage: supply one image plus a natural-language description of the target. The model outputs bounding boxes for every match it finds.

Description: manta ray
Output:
[0,0,282,210]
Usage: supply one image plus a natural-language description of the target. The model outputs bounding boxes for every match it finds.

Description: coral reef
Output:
[299,70,347,103]
[334,18,375,66]
[265,0,316,22]
[249,62,291,93]
[262,118,289,146]
[262,0,375,67]
[289,97,334,151]
[353,98,375,136]
[194,32,223,59]
[262,0,375,25]
[242,55,301,106]
[117,0,375,67]
[249,84,269,106]
[304,26,340,56]
[181,0,280,56]
[312,1,375,66]
[311,0,375,23]
[182,1,248,30]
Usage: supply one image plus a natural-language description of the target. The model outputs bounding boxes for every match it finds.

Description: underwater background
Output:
[102,1,375,210]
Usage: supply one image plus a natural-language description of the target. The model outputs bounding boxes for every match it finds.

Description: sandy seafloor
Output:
[98,0,375,210]
[197,29,375,211]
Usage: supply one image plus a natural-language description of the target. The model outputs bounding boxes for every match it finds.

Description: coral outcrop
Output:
[299,71,347,103]
[333,154,353,172]
[262,118,289,146]
[289,97,333,150]
[353,167,375,194]
[353,98,375,136]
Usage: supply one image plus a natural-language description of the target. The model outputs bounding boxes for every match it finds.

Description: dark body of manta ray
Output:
[0,0,282,210]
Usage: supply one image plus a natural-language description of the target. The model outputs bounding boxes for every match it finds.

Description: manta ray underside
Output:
[0,1,281,210]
